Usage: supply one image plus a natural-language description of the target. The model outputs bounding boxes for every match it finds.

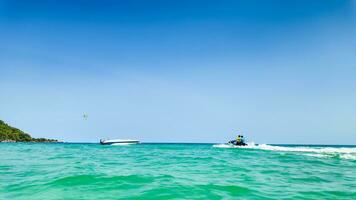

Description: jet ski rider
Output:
[235,135,245,145]
[236,135,241,144]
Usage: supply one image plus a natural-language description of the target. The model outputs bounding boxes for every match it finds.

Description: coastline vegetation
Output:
[0,120,58,142]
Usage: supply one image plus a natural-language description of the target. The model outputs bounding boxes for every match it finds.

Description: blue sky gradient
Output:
[1,0,356,143]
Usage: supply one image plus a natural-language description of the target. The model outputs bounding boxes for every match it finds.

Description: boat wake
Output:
[213,143,356,160]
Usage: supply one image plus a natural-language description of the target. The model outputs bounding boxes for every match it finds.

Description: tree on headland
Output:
[0,120,58,142]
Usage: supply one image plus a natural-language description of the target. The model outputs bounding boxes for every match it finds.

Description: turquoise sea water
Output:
[1,143,355,200]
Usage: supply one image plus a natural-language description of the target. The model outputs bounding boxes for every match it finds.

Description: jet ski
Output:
[227,140,247,146]
[227,134,247,146]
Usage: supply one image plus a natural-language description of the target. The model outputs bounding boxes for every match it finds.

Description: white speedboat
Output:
[100,139,139,145]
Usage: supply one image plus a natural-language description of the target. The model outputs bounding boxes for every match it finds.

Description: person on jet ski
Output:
[238,135,245,145]
[233,135,245,146]
[227,134,246,146]
[236,135,241,144]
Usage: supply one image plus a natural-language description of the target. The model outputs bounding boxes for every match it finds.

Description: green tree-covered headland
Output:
[0,120,58,142]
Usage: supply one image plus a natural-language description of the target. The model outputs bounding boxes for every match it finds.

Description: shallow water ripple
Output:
[0,143,355,199]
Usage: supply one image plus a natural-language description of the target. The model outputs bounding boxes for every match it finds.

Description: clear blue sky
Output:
[1,0,356,144]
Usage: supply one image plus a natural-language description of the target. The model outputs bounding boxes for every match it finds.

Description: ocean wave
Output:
[340,154,356,160]
[305,154,330,158]
[48,174,155,187]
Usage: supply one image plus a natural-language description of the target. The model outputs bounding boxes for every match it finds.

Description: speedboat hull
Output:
[100,139,139,145]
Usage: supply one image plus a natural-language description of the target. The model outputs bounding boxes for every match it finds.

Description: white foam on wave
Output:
[305,154,330,158]
[340,154,356,160]
[213,142,356,160]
